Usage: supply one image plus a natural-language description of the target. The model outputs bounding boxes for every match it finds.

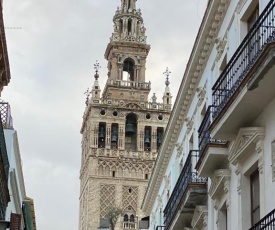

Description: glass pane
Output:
[251,171,260,209]
[252,207,260,225]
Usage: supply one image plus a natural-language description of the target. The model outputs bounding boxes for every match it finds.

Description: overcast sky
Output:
[2,0,207,229]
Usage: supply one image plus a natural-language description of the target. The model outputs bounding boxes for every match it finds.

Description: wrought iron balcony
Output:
[163,150,207,230]
[249,208,275,230]
[0,112,10,220]
[0,101,13,129]
[197,106,227,175]
[198,106,227,153]
[212,0,275,120]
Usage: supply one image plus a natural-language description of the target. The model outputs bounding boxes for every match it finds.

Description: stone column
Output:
[105,123,112,149]
[151,127,157,152]
[118,123,125,150]
[137,125,144,151]
[91,123,99,148]
[118,65,123,80]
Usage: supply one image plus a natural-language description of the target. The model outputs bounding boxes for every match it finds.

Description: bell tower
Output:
[79,1,172,230]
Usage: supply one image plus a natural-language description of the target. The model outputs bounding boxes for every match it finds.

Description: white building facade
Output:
[142,0,275,230]
[1,102,36,229]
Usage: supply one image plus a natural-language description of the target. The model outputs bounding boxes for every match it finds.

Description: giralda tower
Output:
[79,1,172,229]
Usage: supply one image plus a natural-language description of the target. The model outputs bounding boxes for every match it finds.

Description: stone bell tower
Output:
[79,0,172,229]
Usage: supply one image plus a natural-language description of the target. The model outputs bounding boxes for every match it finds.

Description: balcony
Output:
[249,208,275,230]
[106,79,151,91]
[0,112,10,220]
[197,106,228,177]
[211,0,275,140]
[123,221,137,229]
[163,150,207,230]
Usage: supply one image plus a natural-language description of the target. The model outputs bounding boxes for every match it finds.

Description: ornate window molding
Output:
[191,205,208,229]
[228,127,265,165]
[184,117,194,135]
[175,142,183,158]
[209,169,231,199]
[196,86,206,107]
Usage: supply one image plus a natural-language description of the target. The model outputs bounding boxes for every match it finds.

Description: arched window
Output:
[128,0,131,9]
[124,214,129,222]
[125,113,137,151]
[119,19,123,33]
[130,214,135,222]
[123,58,135,81]
[128,19,132,34]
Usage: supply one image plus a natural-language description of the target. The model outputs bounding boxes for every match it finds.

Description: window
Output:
[250,169,260,226]
[98,123,106,148]
[112,171,116,177]
[220,204,228,230]
[247,4,259,63]
[247,6,259,31]
[145,174,148,180]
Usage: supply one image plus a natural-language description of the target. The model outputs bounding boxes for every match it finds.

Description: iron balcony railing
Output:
[198,106,227,156]
[0,112,9,220]
[163,150,207,229]
[0,112,9,181]
[0,102,13,129]
[249,208,275,230]
[212,0,275,119]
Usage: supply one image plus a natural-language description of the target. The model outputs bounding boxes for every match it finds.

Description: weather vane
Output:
[84,88,91,106]
[94,60,101,80]
[163,67,171,86]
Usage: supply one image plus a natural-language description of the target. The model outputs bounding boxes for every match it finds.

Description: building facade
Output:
[2,102,37,230]
[142,0,275,230]
[79,0,172,229]
[0,0,11,227]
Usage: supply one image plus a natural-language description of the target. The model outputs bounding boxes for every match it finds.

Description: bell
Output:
[125,123,135,134]
[111,135,117,142]
[144,130,150,144]
[157,132,162,144]
[111,126,118,142]
[98,126,105,138]
[145,137,150,144]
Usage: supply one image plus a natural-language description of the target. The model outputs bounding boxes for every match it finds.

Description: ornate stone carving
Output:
[191,205,208,229]
[122,186,138,211]
[196,86,206,106]
[209,169,231,199]
[175,142,183,158]
[184,117,194,134]
[236,0,248,13]
[163,174,170,190]
[229,127,265,165]
[215,32,228,62]
[100,184,116,217]
[235,163,242,194]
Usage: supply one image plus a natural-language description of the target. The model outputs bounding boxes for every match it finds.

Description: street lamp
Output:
[0,221,10,230]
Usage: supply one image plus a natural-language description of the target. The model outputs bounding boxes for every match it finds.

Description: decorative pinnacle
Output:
[84,88,91,106]
[163,67,171,86]
[94,60,101,80]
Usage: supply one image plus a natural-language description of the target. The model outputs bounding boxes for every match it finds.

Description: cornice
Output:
[142,0,231,214]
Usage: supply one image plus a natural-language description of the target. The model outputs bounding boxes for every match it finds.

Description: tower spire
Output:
[163,67,172,105]
[90,61,101,100]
